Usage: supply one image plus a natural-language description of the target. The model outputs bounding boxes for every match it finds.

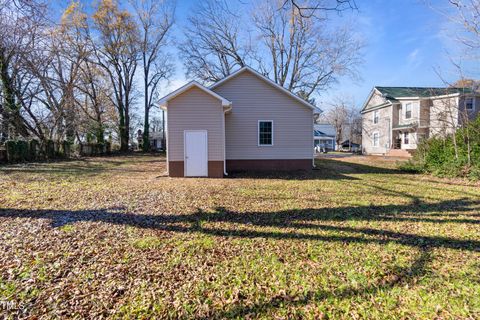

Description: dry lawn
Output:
[0,154,479,319]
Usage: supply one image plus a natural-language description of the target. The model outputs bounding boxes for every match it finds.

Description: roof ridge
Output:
[210,66,319,111]
[375,86,451,89]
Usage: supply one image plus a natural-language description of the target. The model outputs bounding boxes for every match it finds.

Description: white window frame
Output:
[373,131,380,147]
[258,120,274,146]
[404,103,412,119]
[403,132,410,145]
[373,110,379,124]
[465,97,475,111]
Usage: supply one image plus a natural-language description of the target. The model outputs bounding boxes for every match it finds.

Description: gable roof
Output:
[361,86,473,113]
[314,123,336,136]
[314,130,335,138]
[210,66,320,113]
[158,81,232,109]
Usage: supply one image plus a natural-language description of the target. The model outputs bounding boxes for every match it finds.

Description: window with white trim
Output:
[373,132,380,147]
[405,103,412,119]
[258,121,273,146]
[465,97,474,110]
[403,132,409,145]
[373,110,379,124]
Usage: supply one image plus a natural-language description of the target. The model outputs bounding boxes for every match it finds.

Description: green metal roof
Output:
[362,86,475,113]
[375,86,470,99]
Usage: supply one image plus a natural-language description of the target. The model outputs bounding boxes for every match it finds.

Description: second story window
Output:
[373,110,379,124]
[465,98,474,110]
[405,103,412,119]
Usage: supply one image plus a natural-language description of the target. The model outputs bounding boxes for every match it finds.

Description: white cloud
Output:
[407,48,422,69]
[408,48,419,62]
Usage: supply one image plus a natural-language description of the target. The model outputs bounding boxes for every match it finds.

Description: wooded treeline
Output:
[0,0,361,151]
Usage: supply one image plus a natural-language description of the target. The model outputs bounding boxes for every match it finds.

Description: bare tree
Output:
[284,0,358,17]
[321,96,359,148]
[0,0,48,140]
[179,0,249,83]
[423,1,480,166]
[92,0,140,151]
[132,0,175,151]
[253,0,362,99]
[181,0,362,101]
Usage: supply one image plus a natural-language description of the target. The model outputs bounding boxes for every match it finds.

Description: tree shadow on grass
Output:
[1,198,479,251]
[201,247,433,319]
[0,157,167,177]
[1,198,478,318]
[230,158,410,180]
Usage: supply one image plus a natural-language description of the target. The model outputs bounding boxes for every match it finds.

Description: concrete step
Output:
[387,149,414,158]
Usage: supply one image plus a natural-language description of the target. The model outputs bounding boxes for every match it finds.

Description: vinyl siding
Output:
[167,87,224,161]
[398,100,420,125]
[458,96,480,124]
[429,96,459,137]
[362,105,392,154]
[365,90,387,109]
[212,71,313,160]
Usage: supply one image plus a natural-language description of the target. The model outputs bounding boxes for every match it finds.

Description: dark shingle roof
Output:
[314,130,334,137]
[375,86,470,99]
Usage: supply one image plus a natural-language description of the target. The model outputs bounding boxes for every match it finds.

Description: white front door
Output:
[184,130,208,177]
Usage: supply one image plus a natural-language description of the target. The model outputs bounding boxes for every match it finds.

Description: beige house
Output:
[159,67,319,177]
[361,86,480,157]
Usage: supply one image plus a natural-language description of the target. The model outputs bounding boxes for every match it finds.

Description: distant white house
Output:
[314,123,336,152]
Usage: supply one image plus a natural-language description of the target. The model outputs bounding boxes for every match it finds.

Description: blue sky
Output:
[61,0,476,113]
[322,0,469,109]
[164,0,475,110]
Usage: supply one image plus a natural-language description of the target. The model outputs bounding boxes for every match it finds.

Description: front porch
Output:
[387,125,426,157]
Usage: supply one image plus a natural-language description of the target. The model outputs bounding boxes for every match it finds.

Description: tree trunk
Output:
[118,108,128,152]
[143,107,150,152]
[0,50,14,140]
[64,89,76,144]
[96,113,105,144]
[142,75,150,152]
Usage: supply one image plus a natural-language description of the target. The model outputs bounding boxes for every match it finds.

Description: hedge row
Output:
[0,140,112,163]
[3,140,71,163]
[79,142,111,156]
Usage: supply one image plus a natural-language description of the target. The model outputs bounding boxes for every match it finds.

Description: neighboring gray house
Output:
[149,130,165,151]
[314,123,336,152]
[159,67,319,177]
[361,86,480,157]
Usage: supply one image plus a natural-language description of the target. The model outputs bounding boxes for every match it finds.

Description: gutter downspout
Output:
[312,110,317,168]
[223,105,231,176]
[160,103,169,176]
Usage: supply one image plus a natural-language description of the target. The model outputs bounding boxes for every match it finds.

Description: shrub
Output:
[105,141,112,154]
[5,140,29,162]
[5,140,17,162]
[16,140,29,161]
[398,160,424,173]
[96,143,105,155]
[29,139,40,161]
[62,141,71,158]
[46,140,55,159]
[414,117,480,179]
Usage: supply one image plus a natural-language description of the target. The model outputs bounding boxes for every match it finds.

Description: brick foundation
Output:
[226,159,312,172]
[168,161,224,178]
